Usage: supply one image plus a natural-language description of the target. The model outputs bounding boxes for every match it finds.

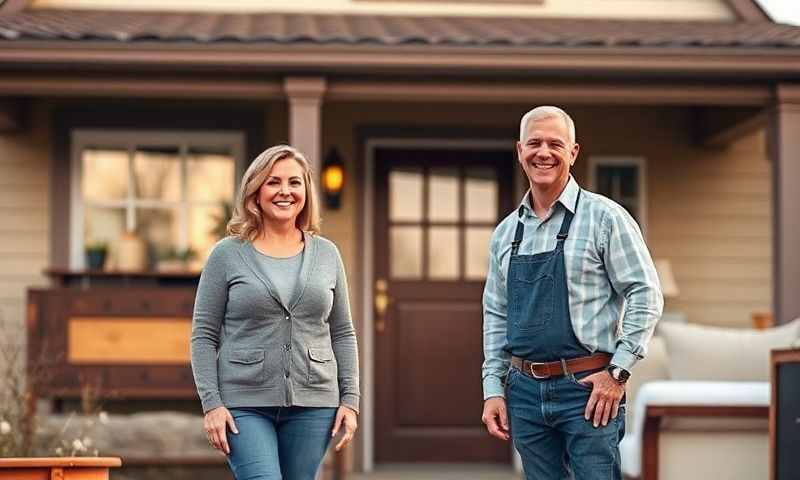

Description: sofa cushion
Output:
[659,319,800,381]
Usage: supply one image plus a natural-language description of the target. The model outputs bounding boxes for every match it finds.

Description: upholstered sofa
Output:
[620,319,800,480]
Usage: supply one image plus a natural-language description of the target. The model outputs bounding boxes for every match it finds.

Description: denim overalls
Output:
[504,190,624,480]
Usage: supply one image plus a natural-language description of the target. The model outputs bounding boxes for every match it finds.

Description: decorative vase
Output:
[117,231,147,271]
[85,250,107,270]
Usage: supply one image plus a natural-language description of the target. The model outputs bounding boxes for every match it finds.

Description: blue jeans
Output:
[227,406,337,480]
[506,368,625,480]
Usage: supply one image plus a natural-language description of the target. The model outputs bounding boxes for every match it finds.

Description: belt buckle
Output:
[529,362,549,379]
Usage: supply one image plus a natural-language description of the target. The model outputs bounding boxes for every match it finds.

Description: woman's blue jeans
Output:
[226,406,337,480]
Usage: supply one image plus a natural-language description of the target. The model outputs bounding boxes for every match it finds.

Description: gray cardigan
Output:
[190,233,360,414]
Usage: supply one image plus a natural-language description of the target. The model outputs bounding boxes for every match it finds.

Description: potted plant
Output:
[156,247,197,272]
[0,319,121,479]
[84,242,108,271]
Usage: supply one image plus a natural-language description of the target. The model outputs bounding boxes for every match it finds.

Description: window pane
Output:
[137,207,180,264]
[465,168,497,222]
[596,165,640,224]
[428,227,459,279]
[82,148,129,202]
[134,146,181,202]
[465,226,493,280]
[189,205,227,265]
[187,147,236,203]
[428,168,458,222]
[597,166,638,199]
[84,206,125,264]
[390,226,422,279]
[390,168,423,222]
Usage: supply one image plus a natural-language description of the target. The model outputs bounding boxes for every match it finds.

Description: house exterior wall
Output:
[28,0,737,20]
[0,101,51,339]
[0,101,769,343]
[320,103,771,330]
[649,128,772,328]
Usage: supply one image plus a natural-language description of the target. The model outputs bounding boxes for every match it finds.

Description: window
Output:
[388,165,500,281]
[587,156,647,235]
[71,130,245,269]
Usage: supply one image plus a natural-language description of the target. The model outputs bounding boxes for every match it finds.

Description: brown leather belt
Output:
[511,352,612,380]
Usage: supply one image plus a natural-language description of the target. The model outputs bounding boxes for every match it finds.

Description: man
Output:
[481,106,663,479]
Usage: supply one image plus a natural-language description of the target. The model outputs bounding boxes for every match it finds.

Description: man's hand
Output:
[577,370,625,427]
[204,406,238,455]
[481,397,510,441]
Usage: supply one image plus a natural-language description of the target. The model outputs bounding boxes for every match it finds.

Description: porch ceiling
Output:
[0,10,800,78]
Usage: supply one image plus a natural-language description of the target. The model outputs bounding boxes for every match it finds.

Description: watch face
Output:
[609,366,629,382]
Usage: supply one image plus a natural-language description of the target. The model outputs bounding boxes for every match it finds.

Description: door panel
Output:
[374,147,514,463]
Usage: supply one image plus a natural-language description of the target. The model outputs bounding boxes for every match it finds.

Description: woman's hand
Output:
[331,405,358,452]
[204,406,238,454]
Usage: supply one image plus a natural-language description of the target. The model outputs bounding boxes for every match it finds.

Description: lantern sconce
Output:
[321,148,345,210]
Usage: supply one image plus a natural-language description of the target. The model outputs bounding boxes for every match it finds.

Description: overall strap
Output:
[511,217,525,256]
[510,205,526,256]
[556,189,582,242]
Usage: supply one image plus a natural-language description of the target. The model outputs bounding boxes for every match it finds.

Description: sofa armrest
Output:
[620,381,769,480]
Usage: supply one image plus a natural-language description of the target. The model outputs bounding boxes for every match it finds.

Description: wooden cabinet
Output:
[27,286,199,405]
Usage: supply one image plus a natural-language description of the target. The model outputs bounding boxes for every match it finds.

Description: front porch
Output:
[349,463,519,480]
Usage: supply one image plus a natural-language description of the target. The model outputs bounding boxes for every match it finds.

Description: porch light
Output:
[321,148,344,210]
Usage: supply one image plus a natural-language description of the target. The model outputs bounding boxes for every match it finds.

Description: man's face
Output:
[516,116,579,192]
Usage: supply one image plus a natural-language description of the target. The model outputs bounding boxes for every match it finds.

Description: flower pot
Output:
[85,250,107,270]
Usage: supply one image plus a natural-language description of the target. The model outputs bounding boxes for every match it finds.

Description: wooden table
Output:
[0,457,121,480]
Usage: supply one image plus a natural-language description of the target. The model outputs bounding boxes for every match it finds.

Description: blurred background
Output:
[1,0,799,479]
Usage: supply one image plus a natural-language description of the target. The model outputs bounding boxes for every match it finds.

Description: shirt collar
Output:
[518,176,580,218]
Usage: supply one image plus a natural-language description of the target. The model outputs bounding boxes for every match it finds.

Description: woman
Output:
[191,145,359,480]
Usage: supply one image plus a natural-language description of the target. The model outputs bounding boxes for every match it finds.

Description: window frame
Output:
[70,129,245,269]
[586,155,648,237]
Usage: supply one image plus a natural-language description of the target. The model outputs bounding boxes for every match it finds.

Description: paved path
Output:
[348,463,520,480]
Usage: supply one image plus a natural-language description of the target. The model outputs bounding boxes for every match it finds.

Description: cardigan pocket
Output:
[307,347,336,387]
[223,349,266,388]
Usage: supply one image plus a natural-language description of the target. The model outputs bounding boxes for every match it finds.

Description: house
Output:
[1,0,799,473]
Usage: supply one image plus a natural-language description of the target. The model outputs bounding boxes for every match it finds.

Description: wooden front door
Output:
[374,147,514,463]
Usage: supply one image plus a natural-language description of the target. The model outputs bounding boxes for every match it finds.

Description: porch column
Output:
[769,84,800,324]
[284,77,327,177]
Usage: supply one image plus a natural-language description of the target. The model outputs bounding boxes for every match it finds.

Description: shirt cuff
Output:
[610,349,640,372]
[340,393,360,414]
[483,375,506,400]
[200,392,223,414]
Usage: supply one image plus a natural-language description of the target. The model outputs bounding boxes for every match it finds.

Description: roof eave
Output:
[1,41,799,78]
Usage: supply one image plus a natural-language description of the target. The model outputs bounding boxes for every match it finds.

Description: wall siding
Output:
[0,101,51,344]
[29,0,737,20]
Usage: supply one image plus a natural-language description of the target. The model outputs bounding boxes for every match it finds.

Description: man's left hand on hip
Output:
[576,370,625,428]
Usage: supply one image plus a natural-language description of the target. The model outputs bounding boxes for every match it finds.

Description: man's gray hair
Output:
[519,106,576,143]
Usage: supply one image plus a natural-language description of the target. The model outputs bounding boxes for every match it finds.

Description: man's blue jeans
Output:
[506,368,625,480]
[226,406,337,480]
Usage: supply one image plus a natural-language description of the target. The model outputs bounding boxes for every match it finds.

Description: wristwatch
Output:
[606,364,630,384]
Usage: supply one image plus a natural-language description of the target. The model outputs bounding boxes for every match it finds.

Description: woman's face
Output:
[257,157,307,227]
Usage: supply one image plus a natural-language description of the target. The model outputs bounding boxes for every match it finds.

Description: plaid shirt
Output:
[482,177,663,399]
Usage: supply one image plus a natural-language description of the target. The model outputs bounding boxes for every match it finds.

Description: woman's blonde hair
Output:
[227,145,321,240]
